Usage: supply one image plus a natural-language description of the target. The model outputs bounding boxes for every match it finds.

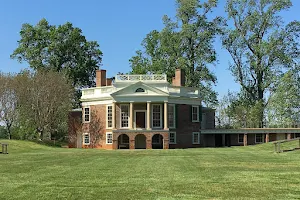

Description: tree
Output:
[130,0,224,106]
[222,0,300,126]
[69,109,104,148]
[11,19,103,107]
[267,70,300,126]
[15,70,73,140]
[88,110,104,148]
[0,73,18,139]
[0,126,6,139]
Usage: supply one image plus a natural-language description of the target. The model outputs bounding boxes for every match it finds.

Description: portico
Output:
[111,86,169,131]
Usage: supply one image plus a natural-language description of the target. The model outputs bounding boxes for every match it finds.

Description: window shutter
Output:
[175,104,178,128]
[199,106,202,122]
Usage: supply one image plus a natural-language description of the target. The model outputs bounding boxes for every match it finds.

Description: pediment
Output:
[111,82,168,97]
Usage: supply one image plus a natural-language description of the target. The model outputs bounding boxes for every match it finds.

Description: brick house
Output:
[69,68,217,149]
[68,69,300,149]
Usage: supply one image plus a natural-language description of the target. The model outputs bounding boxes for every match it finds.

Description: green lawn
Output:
[0,140,300,200]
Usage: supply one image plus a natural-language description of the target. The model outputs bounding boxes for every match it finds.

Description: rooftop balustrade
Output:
[115,74,167,82]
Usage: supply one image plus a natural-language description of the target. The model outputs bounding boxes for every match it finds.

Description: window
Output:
[238,134,244,143]
[192,132,200,144]
[152,134,162,144]
[119,134,129,144]
[168,104,175,128]
[152,104,162,128]
[121,104,129,128]
[106,132,113,144]
[169,132,176,144]
[83,133,90,145]
[296,133,300,138]
[83,107,90,122]
[192,106,199,122]
[135,88,145,92]
[255,134,263,143]
[107,105,112,128]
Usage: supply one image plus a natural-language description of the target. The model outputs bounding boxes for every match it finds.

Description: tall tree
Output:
[11,19,103,107]
[222,0,300,126]
[15,70,73,140]
[130,0,224,106]
[267,70,300,126]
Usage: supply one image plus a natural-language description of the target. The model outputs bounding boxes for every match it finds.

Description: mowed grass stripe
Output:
[0,140,300,199]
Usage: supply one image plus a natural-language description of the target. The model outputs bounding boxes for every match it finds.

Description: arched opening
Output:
[118,134,129,149]
[152,134,163,149]
[135,134,146,149]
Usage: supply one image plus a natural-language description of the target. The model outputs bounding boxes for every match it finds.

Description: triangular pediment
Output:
[111,82,168,97]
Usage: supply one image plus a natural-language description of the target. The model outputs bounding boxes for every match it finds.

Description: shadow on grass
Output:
[282,148,300,153]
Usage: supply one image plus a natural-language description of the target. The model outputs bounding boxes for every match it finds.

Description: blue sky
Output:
[0,0,299,98]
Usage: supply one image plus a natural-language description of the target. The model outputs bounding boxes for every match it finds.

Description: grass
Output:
[0,140,300,200]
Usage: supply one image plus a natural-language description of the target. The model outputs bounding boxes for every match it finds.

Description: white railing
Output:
[168,87,200,97]
[115,74,167,82]
[82,86,115,98]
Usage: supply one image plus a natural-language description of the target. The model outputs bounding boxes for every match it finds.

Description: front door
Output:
[136,112,146,129]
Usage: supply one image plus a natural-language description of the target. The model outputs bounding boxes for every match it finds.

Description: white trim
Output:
[255,133,264,143]
[113,96,168,103]
[120,104,130,129]
[192,132,200,144]
[238,134,244,144]
[83,133,90,145]
[106,132,113,144]
[134,110,147,129]
[106,104,113,129]
[152,104,162,129]
[83,106,90,123]
[82,100,113,106]
[168,97,201,105]
[169,132,176,144]
[168,104,176,129]
[192,105,199,122]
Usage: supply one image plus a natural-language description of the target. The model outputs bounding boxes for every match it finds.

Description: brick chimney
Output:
[106,78,113,86]
[172,69,185,86]
[96,69,106,87]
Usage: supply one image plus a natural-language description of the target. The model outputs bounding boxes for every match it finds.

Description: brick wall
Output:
[68,110,82,148]
[112,131,169,149]
[170,104,201,148]
[82,104,114,149]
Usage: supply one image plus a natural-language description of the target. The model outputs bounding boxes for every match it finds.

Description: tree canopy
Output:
[11,19,103,106]
[222,0,300,126]
[130,0,224,106]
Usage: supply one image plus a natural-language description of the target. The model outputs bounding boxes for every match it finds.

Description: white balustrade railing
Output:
[82,86,115,98]
[115,74,167,82]
[82,89,94,96]
[168,87,200,96]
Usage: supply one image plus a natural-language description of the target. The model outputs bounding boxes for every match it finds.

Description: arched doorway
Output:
[118,134,129,149]
[135,134,146,149]
[152,134,163,149]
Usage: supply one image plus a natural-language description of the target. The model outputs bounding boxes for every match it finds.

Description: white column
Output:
[129,102,133,129]
[112,102,116,129]
[147,101,151,130]
[164,101,168,130]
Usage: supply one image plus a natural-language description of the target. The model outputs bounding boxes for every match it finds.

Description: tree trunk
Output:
[7,124,12,140]
[257,72,264,128]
